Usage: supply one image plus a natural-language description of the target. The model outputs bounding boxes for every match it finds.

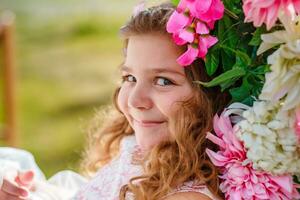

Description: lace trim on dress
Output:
[165,181,216,200]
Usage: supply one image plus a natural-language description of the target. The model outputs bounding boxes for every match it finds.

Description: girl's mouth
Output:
[133,119,165,127]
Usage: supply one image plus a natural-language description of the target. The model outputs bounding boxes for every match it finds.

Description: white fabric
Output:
[74,135,142,200]
[74,135,216,200]
[0,147,88,199]
[0,159,19,189]
[0,147,45,180]
[0,136,216,200]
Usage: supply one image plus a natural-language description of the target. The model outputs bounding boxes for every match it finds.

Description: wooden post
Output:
[0,11,17,147]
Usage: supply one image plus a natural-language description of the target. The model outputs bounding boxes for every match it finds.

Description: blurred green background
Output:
[0,0,139,177]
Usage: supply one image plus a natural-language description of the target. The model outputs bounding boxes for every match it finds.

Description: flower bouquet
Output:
[167,0,300,199]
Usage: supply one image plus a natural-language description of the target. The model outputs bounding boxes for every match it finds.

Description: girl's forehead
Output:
[124,34,185,75]
[121,64,186,78]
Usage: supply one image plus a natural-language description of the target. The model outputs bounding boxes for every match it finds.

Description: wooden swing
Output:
[0,10,17,147]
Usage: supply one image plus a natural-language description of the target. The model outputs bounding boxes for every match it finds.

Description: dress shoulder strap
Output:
[165,181,217,200]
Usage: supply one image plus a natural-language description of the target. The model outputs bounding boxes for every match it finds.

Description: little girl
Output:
[0,2,230,200]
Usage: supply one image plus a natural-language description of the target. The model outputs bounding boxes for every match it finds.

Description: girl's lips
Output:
[133,119,165,127]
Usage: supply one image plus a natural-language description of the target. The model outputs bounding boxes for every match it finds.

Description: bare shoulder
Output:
[163,192,212,200]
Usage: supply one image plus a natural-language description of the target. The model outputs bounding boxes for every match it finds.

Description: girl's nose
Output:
[128,84,153,110]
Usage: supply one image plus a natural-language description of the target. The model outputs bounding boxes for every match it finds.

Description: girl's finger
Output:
[0,191,26,200]
[0,189,27,200]
[1,179,28,198]
[15,171,34,187]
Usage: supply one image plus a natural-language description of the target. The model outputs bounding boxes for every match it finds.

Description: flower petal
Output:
[269,176,293,194]
[166,10,190,33]
[176,44,198,66]
[294,0,300,13]
[194,0,212,14]
[206,20,216,29]
[198,35,218,58]
[172,33,188,45]
[177,0,189,12]
[198,37,208,58]
[196,0,224,22]
[205,35,218,48]
[206,132,226,147]
[179,28,195,43]
[205,149,229,166]
[196,21,210,34]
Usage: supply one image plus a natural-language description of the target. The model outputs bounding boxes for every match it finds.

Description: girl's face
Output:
[118,33,193,150]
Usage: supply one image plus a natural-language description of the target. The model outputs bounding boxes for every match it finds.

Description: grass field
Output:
[0,0,138,177]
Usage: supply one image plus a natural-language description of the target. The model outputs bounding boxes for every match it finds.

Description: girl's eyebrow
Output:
[120,65,132,72]
[121,65,185,77]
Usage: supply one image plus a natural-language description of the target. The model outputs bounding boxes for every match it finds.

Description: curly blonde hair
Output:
[80,3,230,200]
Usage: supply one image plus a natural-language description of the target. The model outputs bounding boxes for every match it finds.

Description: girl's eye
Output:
[155,77,174,86]
[122,75,136,82]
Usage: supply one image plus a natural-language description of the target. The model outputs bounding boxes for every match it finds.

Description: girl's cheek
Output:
[117,85,130,113]
[156,94,181,116]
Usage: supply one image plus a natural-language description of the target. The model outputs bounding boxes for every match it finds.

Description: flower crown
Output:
[134,0,300,199]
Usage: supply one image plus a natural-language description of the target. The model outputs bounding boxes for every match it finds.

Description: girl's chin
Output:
[134,129,170,150]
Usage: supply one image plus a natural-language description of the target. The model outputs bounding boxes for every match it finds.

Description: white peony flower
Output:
[236,100,300,176]
[257,15,300,111]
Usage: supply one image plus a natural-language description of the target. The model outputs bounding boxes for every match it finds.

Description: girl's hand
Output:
[0,170,34,200]
[0,178,29,200]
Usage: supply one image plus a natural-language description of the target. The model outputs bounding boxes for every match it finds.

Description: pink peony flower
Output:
[219,162,300,200]
[206,111,300,200]
[166,0,224,66]
[243,0,300,30]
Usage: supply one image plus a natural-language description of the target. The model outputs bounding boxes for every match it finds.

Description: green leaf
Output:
[205,50,220,76]
[242,96,255,106]
[234,56,247,68]
[220,76,240,91]
[247,75,264,98]
[233,0,242,3]
[171,0,180,6]
[251,64,270,74]
[249,27,265,46]
[217,18,225,41]
[223,0,242,15]
[222,15,239,48]
[220,45,252,66]
[229,77,253,102]
[221,51,235,71]
[195,67,246,87]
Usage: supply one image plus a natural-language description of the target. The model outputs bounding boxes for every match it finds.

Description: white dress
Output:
[0,135,215,200]
[74,135,216,200]
[0,147,87,199]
